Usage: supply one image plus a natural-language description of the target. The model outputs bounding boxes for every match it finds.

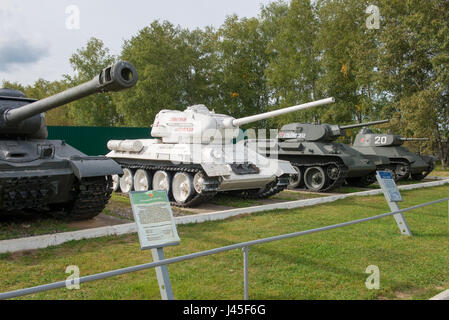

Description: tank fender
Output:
[276,160,297,176]
[334,155,356,167]
[400,156,416,164]
[69,156,123,179]
[201,163,232,177]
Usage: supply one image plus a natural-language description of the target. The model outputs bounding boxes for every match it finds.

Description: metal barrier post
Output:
[243,246,249,300]
[151,248,175,300]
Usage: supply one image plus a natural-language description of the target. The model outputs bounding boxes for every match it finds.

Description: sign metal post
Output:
[376,171,412,236]
[130,190,181,300]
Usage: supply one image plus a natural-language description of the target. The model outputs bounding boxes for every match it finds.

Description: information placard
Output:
[130,190,180,250]
[376,171,403,202]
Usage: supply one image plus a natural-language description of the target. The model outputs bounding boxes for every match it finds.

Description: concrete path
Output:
[430,289,449,300]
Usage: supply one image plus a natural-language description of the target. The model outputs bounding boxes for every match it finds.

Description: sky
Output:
[0,0,273,85]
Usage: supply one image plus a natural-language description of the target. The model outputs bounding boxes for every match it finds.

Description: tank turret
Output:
[354,128,430,147]
[278,120,389,142]
[0,61,137,139]
[353,129,435,181]
[151,98,335,144]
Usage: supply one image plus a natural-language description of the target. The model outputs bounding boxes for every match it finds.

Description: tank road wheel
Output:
[394,163,411,181]
[304,167,327,192]
[111,175,120,192]
[326,164,340,182]
[193,172,207,194]
[172,172,197,205]
[134,169,152,192]
[153,171,172,195]
[170,171,218,207]
[119,168,134,194]
[289,166,304,189]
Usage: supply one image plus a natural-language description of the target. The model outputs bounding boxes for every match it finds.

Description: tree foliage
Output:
[114,21,211,126]
[3,1,448,165]
[66,38,118,126]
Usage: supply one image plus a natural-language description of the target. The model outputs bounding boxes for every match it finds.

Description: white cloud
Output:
[0,0,271,85]
[0,0,22,18]
[0,32,49,72]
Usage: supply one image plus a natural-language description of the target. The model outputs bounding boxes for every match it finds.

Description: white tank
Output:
[107,98,335,207]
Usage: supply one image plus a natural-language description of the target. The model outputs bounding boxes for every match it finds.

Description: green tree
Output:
[264,0,322,128]
[207,15,271,128]
[378,0,449,168]
[115,21,212,127]
[315,0,382,125]
[66,37,118,126]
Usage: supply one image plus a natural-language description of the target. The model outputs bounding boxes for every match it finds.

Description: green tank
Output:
[248,120,392,192]
[352,129,436,181]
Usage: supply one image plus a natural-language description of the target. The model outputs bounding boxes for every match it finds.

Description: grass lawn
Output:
[0,194,134,241]
[431,164,449,177]
[0,184,448,300]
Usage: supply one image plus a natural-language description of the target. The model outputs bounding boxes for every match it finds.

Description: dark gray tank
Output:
[248,120,392,192]
[0,61,138,220]
[352,129,435,181]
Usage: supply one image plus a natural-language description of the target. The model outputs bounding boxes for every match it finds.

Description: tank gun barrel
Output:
[340,119,390,130]
[226,97,335,128]
[400,137,430,142]
[4,61,138,124]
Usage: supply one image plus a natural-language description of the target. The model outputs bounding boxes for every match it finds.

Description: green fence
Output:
[48,126,152,156]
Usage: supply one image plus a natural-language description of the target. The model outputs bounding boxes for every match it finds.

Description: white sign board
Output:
[130,191,180,250]
[376,171,403,203]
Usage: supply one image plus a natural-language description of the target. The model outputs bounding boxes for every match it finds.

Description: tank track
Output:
[115,159,220,208]
[0,176,54,212]
[290,160,349,193]
[346,173,377,188]
[347,162,399,187]
[239,174,290,200]
[50,176,113,221]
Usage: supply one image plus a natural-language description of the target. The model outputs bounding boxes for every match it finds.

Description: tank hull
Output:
[107,139,296,206]
[352,145,434,180]
[247,139,392,191]
[0,140,122,218]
